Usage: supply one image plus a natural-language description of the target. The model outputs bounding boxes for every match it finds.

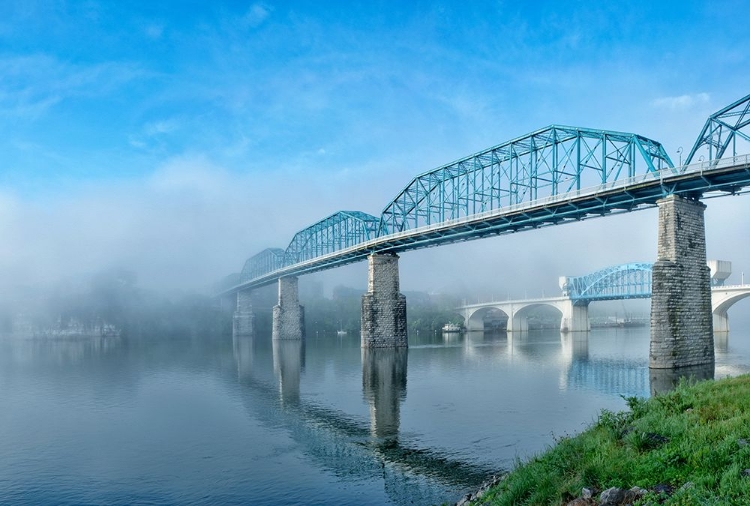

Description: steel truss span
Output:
[561,263,653,303]
[686,93,750,165]
[379,125,673,235]
[241,248,285,283]
[285,211,379,264]
[222,93,750,295]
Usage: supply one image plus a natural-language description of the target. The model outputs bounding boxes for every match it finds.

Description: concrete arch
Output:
[510,303,562,332]
[711,287,750,332]
[460,296,590,333]
[464,306,509,331]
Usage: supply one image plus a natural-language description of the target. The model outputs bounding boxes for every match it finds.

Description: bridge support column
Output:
[361,253,407,348]
[561,301,590,333]
[507,310,528,333]
[233,289,254,337]
[713,312,729,333]
[273,276,305,340]
[650,195,714,369]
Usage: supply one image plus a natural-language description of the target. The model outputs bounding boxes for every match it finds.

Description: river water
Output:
[1,326,749,505]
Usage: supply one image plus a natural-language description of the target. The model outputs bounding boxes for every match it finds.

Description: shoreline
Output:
[457,374,750,505]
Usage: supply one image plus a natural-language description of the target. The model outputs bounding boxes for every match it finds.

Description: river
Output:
[1,327,749,505]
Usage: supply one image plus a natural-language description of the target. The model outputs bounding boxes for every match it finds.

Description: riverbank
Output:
[460,374,750,505]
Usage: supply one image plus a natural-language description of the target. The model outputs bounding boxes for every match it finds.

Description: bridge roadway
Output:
[458,283,750,334]
[224,155,750,294]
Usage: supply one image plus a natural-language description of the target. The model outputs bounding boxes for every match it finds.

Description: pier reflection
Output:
[560,333,589,362]
[273,339,305,405]
[230,338,493,505]
[233,334,255,379]
[714,332,728,353]
[362,347,408,440]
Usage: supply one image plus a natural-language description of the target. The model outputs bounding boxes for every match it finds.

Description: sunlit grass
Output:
[477,375,750,505]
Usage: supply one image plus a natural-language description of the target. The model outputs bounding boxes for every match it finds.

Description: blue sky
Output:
[1,0,749,295]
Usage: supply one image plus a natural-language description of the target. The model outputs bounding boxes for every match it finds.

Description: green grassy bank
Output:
[471,375,750,505]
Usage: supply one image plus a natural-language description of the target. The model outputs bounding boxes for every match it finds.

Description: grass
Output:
[475,375,750,505]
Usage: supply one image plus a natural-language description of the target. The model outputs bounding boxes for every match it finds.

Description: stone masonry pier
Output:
[361,253,407,348]
[272,276,305,340]
[650,195,714,369]
[233,290,254,337]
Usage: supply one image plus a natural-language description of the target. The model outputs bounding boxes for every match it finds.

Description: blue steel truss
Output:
[686,93,750,164]
[285,211,380,264]
[561,263,653,303]
[241,248,286,282]
[225,93,750,294]
[378,126,673,235]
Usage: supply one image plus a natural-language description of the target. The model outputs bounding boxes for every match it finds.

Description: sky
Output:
[1,0,750,304]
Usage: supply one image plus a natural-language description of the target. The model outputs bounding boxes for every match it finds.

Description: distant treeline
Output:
[2,269,229,338]
[2,270,467,339]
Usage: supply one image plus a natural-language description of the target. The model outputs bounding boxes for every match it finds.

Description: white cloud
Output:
[242,3,271,28]
[144,23,164,39]
[651,93,710,111]
[144,118,181,136]
[0,55,146,119]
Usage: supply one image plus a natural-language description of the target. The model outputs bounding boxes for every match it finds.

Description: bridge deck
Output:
[222,155,750,295]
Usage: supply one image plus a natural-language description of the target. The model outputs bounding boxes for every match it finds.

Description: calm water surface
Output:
[2,327,750,505]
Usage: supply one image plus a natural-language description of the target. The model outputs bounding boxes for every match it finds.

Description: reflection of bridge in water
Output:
[231,336,495,504]
[458,331,714,398]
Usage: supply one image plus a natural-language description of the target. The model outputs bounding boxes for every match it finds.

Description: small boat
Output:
[442,323,462,333]
[336,330,348,336]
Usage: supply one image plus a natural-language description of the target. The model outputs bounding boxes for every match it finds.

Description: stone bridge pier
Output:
[650,195,714,369]
[233,289,254,337]
[361,253,408,348]
[273,276,305,340]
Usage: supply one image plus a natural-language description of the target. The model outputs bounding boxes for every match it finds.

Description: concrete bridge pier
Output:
[507,310,528,333]
[713,312,730,333]
[233,289,255,337]
[361,253,408,348]
[650,195,714,369]
[560,300,590,333]
[272,276,305,340]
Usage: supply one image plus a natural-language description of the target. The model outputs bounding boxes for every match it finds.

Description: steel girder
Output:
[241,248,286,282]
[686,93,750,165]
[378,125,673,235]
[562,263,653,303]
[284,210,380,264]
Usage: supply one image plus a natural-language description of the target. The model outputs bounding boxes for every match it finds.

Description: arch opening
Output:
[511,304,563,332]
[466,307,508,332]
